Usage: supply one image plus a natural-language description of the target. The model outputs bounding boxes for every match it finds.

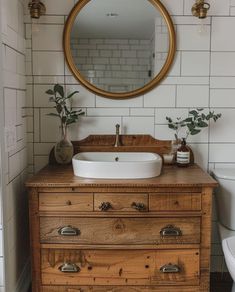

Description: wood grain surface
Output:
[39,193,93,212]
[25,164,217,188]
[26,135,216,291]
[149,193,202,211]
[40,217,200,245]
[41,249,200,286]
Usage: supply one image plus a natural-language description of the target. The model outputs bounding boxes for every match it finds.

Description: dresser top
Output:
[25,164,217,188]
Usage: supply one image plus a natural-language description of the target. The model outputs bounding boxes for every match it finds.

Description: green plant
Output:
[46,84,85,127]
[166,108,221,140]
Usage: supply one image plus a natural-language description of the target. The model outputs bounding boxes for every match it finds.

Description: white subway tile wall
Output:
[70,38,152,92]
[23,0,235,273]
[1,0,29,291]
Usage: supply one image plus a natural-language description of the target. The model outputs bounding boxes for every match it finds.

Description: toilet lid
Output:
[225,236,235,258]
[213,168,235,180]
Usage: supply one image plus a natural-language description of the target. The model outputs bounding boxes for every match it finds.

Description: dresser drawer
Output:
[39,193,93,212]
[149,193,201,212]
[41,248,200,286]
[40,217,200,244]
[94,193,148,212]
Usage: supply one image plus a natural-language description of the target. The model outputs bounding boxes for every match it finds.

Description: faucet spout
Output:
[114,124,122,147]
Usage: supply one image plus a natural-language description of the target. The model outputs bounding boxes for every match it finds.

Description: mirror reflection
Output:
[70,0,169,93]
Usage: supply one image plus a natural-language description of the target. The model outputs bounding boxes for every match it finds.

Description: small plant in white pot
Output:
[46,84,84,164]
[166,108,221,166]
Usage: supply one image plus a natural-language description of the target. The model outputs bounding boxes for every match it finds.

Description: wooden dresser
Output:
[26,163,217,292]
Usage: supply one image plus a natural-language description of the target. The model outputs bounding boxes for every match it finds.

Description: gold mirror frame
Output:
[63,0,176,99]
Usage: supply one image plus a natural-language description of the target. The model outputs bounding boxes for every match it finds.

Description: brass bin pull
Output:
[59,263,80,273]
[160,225,182,237]
[58,226,81,236]
[160,263,180,273]
[131,202,146,212]
[99,202,112,211]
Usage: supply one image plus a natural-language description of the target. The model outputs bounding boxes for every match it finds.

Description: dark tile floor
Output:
[211,283,232,291]
[210,273,233,292]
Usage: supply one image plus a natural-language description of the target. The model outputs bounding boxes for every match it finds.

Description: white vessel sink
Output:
[72,152,162,179]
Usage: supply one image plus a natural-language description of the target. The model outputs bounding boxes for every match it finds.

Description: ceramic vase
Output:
[54,124,74,164]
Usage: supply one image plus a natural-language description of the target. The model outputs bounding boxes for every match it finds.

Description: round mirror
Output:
[64,0,176,99]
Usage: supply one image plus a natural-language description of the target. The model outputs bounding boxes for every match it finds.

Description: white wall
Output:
[0,1,5,289]
[0,0,29,291]
[25,0,235,272]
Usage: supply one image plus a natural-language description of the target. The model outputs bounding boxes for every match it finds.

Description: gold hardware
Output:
[99,202,112,211]
[59,263,80,273]
[58,226,81,236]
[28,0,46,19]
[192,0,210,19]
[160,225,182,237]
[160,263,180,273]
[114,124,122,147]
[131,202,146,212]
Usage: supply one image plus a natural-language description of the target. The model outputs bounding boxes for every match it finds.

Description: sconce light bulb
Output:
[192,0,210,19]
[28,1,46,19]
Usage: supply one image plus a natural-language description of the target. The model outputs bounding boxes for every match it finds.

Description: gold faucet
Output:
[114,124,122,147]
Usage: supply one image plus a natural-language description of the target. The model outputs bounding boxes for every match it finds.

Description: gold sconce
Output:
[28,0,46,19]
[192,0,210,19]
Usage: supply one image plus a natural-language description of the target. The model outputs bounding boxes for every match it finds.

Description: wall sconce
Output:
[28,0,46,19]
[192,0,210,19]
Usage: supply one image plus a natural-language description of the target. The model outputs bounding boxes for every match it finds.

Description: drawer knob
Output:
[58,226,81,236]
[131,202,146,212]
[99,202,112,211]
[160,225,182,237]
[59,263,80,273]
[160,263,180,273]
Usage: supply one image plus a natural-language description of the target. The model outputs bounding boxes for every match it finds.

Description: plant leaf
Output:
[190,129,201,135]
[198,121,208,127]
[201,113,206,120]
[187,124,195,131]
[54,84,64,97]
[66,91,79,99]
[184,117,193,123]
[56,104,63,114]
[189,110,198,116]
[46,89,54,95]
[168,124,177,130]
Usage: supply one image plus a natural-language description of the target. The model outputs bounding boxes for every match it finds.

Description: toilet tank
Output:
[213,168,235,230]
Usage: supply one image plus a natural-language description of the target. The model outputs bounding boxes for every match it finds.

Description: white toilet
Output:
[213,168,235,292]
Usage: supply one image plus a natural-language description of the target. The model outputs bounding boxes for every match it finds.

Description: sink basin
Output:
[72,152,162,179]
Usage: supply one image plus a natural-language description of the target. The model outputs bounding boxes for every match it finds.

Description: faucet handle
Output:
[114,124,121,147]
[115,124,120,133]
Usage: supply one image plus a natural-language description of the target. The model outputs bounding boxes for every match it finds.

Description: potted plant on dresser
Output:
[166,108,221,167]
[46,84,85,164]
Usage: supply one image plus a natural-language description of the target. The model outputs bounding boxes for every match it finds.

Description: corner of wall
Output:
[15,258,30,292]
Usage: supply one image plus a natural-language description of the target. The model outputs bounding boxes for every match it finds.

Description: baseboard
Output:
[15,258,31,292]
